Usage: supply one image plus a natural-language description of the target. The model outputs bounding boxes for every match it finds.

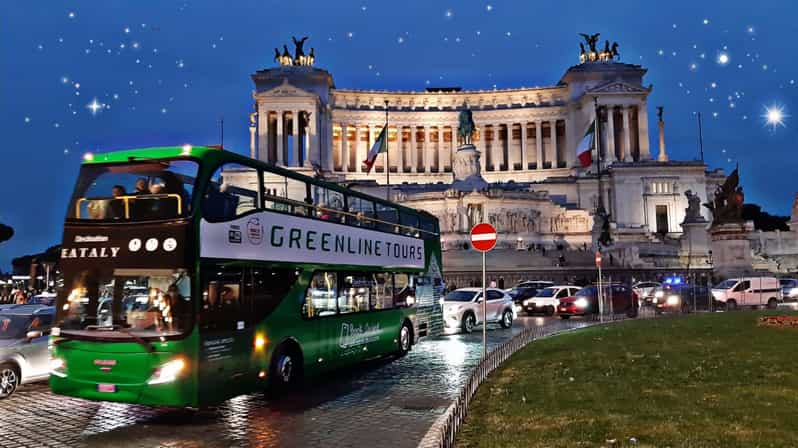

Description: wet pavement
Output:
[0,315,593,448]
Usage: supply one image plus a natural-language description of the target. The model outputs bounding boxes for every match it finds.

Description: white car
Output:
[521,286,580,315]
[442,288,515,333]
[632,282,661,301]
[712,277,782,310]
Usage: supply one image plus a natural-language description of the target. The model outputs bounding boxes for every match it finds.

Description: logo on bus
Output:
[246,218,263,245]
[61,247,121,259]
[339,322,381,349]
[228,225,242,244]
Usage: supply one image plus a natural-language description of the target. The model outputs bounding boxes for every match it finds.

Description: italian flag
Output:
[362,126,387,173]
[576,120,595,168]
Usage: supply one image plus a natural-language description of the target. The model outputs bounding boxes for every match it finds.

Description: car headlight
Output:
[523,299,530,306]
[574,298,589,308]
[147,358,186,385]
[49,357,67,378]
[791,287,798,296]
[666,295,680,306]
[654,290,664,298]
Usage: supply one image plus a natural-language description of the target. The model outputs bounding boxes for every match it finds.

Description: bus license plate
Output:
[97,383,116,393]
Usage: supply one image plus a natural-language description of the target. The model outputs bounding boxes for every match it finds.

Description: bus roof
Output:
[80,146,438,222]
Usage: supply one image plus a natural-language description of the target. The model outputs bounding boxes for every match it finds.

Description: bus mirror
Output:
[26,330,43,340]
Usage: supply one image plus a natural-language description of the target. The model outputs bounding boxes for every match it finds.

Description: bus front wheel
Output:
[268,343,303,394]
[397,321,413,356]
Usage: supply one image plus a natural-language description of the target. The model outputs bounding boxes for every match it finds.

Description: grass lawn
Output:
[457,311,798,448]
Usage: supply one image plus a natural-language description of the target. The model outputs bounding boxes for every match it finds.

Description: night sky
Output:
[2,1,796,270]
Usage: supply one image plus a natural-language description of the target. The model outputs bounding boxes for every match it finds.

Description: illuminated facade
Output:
[244,41,736,271]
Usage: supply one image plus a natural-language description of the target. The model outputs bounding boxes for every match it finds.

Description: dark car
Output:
[506,281,554,306]
[558,284,639,319]
[654,283,711,313]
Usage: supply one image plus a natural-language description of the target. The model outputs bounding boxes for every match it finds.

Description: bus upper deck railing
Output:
[75,194,183,220]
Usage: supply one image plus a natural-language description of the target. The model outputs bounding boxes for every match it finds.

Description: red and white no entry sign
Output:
[595,251,602,267]
[470,223,497,252]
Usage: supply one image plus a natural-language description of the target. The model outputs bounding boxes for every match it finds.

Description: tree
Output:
[742,204,789,232]
[0,223,13,244]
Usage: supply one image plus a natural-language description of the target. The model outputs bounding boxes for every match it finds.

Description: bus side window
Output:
[339,274,370,314]
[375,203,398,233]
[370,272,393,310]
[203,164,258,222]
[201,268,243,331]
[393,273,416,308]
[245,268,300,324]
[400,212,420,237]
[303,272,337,318]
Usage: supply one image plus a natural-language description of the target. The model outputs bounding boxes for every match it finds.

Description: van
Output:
[711,277,782,310]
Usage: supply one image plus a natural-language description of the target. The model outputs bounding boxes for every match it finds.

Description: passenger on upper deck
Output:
[108,185,127,219]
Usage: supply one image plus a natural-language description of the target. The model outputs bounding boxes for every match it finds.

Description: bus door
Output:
[197,267,252,402]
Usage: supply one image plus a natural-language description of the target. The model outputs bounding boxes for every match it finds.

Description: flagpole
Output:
[384,100,390,201]
[594,96,604,214]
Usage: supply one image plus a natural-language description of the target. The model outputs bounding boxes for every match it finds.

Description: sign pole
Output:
[482,250,487,358]
[596,251,604,322]
[469,222,497,359]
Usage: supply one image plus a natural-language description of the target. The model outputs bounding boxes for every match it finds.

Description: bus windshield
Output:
[57,268,193,339]
[68,160,198,221]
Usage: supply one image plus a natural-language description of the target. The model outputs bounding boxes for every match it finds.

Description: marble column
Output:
[535,121,543,169]
[438,126,444,172]
[550,120,558,168]
[291,110,299,167]
[520,122,528,170]
[397,126,404,172]
[491,124,499,171]
[249,122,256,159]
[368,124,376,171]
[622,107,632,162]
[424,126,431,173]
[410,126,418,173]
[606,107,617,163]
[257,106,268,163]
[477,126,486,172]
[637,104,651,160]
[276,111,284,165]
[356,125,364,173]
[304,111,314,168]
[341,123,349,172]
[562,120,571,168]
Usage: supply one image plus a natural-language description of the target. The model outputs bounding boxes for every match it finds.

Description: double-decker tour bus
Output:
[49,145,443,406]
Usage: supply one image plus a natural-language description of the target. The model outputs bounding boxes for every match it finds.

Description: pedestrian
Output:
[490,280,497,288]
[498,276,505,289]
[14,289,27,304]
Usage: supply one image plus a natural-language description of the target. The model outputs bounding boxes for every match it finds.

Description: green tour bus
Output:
[49,145,443,407]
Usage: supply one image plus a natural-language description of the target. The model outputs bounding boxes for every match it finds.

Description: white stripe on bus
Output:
[471,233,497,242]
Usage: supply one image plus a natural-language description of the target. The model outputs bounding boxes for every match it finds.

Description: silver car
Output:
[0,305,54,398]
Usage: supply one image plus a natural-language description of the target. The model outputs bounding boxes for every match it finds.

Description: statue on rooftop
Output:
[611,41,620,59]
[292,36,308,60]
[579,33,601,53]
[273,48,280,63]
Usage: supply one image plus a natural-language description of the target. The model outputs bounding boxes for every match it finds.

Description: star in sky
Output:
[763,105,787,129]
[86,98,103,115]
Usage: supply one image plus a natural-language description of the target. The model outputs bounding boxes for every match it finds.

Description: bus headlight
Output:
[147,358,186,385]
[666,295,680,306]
[49,357,67,378]
[574,298,589,308]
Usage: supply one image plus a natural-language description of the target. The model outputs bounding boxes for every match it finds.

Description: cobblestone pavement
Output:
[0,315,589,448]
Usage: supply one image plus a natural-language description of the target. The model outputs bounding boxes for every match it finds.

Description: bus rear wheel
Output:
[397,322,413,356]
[268,343,303,394]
